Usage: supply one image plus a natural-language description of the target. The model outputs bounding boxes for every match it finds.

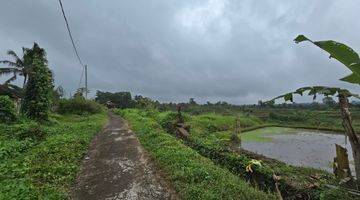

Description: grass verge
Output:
[0,113,107,199]
[129,109,355,200]
[116,109,277,200]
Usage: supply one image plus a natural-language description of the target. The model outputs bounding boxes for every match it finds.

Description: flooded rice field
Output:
[241,127,354,173]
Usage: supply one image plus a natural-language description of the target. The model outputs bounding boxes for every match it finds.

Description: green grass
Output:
[121,108,356,200]
[241,127,295,142]
[189,113,262,133]
[250,108,360,133]
[117,109,277,200]
[0,113,107,199]
[211,127,295,143]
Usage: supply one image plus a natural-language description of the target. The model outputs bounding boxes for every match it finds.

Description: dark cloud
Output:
[1,0,360,104]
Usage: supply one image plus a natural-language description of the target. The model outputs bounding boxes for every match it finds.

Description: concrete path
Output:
[72,112,177,200]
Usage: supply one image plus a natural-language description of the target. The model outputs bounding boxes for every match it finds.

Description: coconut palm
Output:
[0,49,26,86]
[0,43,46,88]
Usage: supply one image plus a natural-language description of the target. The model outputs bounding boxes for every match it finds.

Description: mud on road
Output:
[72,112,178,200]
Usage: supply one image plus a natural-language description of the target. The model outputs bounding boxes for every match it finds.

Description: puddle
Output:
[241,127,354,173]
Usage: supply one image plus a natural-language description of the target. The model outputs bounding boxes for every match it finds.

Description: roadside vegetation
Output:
[116,109,277,200]
[2,32,360,199]
[116,108,354,200]
[0,43,107,199]
[0,113,106,199]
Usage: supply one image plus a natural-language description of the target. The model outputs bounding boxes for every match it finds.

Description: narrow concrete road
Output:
[72,112,177,200]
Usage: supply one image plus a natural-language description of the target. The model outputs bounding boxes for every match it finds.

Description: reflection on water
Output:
[242,129,354,173]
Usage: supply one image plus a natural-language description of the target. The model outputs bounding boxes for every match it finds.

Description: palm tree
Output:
[0,43,46,88]
[0,49,26,86]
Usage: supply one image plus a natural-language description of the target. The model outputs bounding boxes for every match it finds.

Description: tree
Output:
[22,51,54,120]
[54,86,65,99]
[0,43,45,87]
[95,91,134,109]
[134,95,154,108]
[0,50,25,85]
[74,87,87,99]
[52,86,66,106]
[189,98,197,105]
[322,96,336,107]
[269,35,360,183]
[114,92,133,109]
[258,100,264,107]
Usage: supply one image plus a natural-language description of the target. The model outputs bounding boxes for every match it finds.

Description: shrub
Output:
[269,111,308,122]
[57,97,102,115]
[17,123,47,141]
[156,111,191,133]
[0,95,17,123]
[1,120,46,141]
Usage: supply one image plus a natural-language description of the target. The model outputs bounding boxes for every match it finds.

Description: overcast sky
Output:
[1,0,360,104]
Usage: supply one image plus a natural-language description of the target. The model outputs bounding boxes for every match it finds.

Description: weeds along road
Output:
[72,112,177,200]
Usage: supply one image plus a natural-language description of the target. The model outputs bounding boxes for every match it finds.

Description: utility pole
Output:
[85,65,88,99]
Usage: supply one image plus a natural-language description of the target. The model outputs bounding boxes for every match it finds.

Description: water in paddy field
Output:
[241,128,355,174]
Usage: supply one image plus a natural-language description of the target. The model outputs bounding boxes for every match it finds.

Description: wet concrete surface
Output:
[72,112,177,200]
[242,129,354,173]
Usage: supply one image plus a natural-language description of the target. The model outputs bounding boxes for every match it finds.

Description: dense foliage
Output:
[0,95,17,123]
[0,113,107,199]
[57,97,103,115]
[22,53,53,121]
[95,91,133,108]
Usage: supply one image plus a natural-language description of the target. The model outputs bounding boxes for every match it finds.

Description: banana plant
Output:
[295,35,360,84]
[269,35,360,183]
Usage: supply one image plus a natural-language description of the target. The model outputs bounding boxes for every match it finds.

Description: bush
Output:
[268,111,308,122]
[0,96,17,123]
[57,97,102,115]
[17,123,47,141]
[0,120,46,141]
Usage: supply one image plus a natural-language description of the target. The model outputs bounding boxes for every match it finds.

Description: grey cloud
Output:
[1,0,360,104]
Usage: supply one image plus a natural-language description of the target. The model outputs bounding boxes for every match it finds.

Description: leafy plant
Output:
[57,97,102,115]
[269,35,360,183]
[0,95,17,123]
[17,123,47,141]
[0,50,26,85]
[22,52,54,121]
[294,35,360,84]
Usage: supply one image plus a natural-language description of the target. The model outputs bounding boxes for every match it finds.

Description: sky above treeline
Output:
[1,0,360,104]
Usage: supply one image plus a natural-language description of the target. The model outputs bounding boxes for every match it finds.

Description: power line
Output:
[58,0,88,98]
[58,0,84,67]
